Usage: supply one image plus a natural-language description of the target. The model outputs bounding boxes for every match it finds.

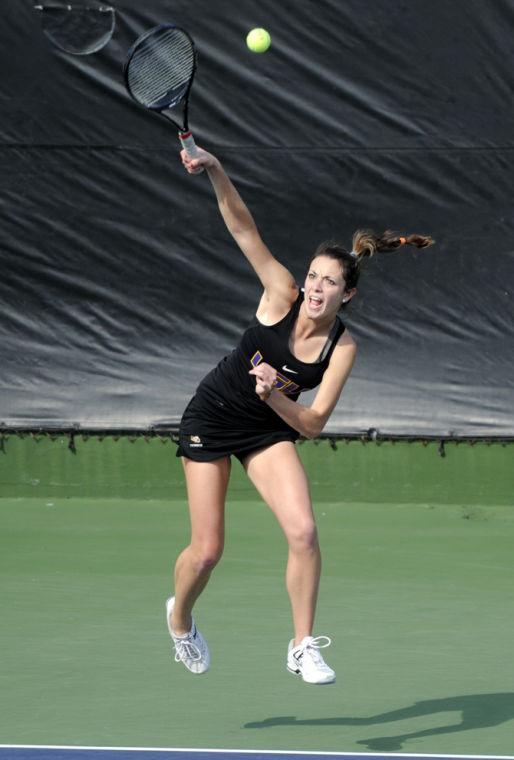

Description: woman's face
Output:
[303,255,353,319]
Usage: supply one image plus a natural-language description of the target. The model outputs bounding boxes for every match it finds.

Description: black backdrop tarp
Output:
[1,0,513,436]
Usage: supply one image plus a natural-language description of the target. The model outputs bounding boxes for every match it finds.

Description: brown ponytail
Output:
[352,229,434,259]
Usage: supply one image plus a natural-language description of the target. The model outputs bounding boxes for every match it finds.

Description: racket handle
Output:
[178,131,204,173]
[179,131,198,156]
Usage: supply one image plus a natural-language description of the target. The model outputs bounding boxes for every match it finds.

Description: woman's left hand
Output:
[249,363,277,401]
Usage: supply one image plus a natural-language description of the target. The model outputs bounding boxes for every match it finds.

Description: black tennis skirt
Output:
[175,394,298,464]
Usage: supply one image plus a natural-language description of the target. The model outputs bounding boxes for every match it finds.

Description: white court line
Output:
[0,747,513,760]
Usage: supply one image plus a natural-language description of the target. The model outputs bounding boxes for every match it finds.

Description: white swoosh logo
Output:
[282,365,298,374]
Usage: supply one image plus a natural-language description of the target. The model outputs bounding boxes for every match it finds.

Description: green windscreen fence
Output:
[0,437,512,505]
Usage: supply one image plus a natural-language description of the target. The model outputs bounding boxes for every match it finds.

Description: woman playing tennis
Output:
[167,147,432,684]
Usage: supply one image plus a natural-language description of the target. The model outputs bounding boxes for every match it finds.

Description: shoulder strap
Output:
[281,287,303,326]
[317,316,345,363]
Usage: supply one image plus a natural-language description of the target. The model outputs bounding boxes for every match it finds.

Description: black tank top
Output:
[189,291,345,434]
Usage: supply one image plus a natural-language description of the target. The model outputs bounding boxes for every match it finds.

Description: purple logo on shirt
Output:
[250,351,301,395]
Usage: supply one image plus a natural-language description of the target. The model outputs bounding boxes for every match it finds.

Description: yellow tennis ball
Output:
[246,28,271,53]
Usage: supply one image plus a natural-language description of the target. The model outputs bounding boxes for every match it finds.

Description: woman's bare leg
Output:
[171,456,231,635]
[243,441,320,645]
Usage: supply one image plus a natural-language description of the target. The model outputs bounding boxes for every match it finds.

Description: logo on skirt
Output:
[190,435,203,448]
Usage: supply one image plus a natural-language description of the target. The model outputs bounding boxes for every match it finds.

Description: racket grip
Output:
[178,131,204,173]
[179,130,198,156]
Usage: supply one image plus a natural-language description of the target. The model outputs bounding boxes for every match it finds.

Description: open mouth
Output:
[308,295,323,310]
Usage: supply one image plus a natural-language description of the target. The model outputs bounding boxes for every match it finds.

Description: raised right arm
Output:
[181,148,297,305]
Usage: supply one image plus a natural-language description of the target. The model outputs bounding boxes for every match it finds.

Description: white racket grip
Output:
[178,131,204,173]
[179,131,198,156]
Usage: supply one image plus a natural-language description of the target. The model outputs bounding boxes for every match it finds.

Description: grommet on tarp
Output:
[438,439,446,458]
[328,437,337,451]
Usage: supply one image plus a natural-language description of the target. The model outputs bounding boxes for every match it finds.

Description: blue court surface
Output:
[1,748,513,760]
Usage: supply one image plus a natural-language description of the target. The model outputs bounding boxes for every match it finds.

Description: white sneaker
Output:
[287,635,336,684]
[165,596,210,674]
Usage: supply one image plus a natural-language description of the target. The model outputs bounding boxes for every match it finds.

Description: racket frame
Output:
[123,23,200,158]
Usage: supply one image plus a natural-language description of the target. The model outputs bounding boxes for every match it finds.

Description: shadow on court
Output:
[244,692,514,752]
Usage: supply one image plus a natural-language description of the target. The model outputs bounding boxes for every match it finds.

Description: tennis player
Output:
[167,147,433,684]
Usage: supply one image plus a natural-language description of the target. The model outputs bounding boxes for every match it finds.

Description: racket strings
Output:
[127,28,194,108]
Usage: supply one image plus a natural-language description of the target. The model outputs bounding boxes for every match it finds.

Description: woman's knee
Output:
[286,519,319,554]
[191,540,224,572]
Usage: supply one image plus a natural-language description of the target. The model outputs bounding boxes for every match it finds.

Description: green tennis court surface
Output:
[1,439,513,756]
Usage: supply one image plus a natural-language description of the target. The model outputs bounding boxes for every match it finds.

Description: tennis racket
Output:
[124,23,200,159]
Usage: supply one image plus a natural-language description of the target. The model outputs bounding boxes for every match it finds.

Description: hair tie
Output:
[399,236,407,245]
